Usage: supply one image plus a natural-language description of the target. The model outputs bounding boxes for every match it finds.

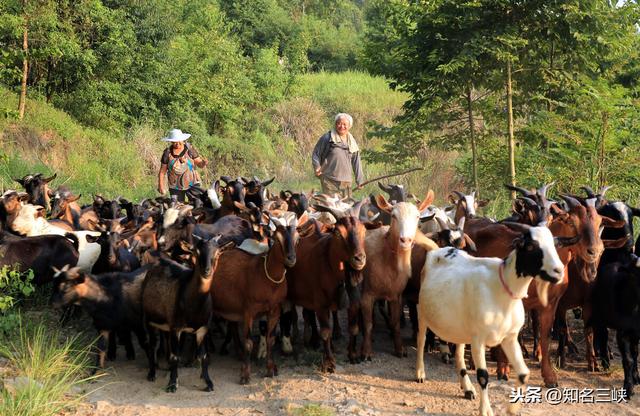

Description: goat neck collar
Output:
[499,261,520,300]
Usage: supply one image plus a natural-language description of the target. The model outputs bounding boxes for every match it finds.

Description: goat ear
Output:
[601,216,625,229]
[511,236,525,249]
[297,211,310,227]
[18,193,30,202]
[418,189,434,212]
[603,235,630,249]
[463,234,477,252]
[70,194,82,203]
[374,194,393,214]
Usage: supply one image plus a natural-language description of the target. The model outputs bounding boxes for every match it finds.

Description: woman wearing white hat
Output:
[157,129,208,202]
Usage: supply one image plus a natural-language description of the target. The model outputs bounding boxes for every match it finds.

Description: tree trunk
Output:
[18,0,28,120]
[597,112,609,188]
[506,61,516,200]
[467,85,479,198]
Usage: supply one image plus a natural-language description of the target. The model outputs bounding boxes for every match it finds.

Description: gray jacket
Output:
[312,131,364,184]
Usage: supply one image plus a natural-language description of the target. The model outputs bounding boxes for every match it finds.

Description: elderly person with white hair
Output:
[312,113,364,198]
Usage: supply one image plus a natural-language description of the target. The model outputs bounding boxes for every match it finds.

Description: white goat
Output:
[416,223,564,416]
[11,203,101,272]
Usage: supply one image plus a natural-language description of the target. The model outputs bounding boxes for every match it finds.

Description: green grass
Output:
[1,72,409,200]
[0,316,99,416]
[287,403,335,416]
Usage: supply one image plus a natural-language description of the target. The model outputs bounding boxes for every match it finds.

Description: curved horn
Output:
[219,176,231,185]
[43,173,57,183]
[537,181,555,199]
[378,183,392,193]
[519,196,539,207]
[452,190,466,200]
[598,186,612,198]
[560,195,581,210]
[580,186,597,198]
[348,198,367,219]
[262,177,275,187]
[501,221,532,234]
[313,204,345,221]
[504,184,534,197]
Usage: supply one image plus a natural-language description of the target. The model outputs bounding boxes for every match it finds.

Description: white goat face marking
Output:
[612,201,629,224]
[450,230,462,242]
[586,198,597,208]
[394,202,420,250]
[163,208,180,230]
[207,187,221,210]
[530,226,563,281]
[463,194,476,216]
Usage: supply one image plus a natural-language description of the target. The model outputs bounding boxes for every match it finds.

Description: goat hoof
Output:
[464,391,475,400]
[545,381,558,388]
[240,377,250,385]
[601,360,611,371]
[147,373,156,382]
[165,384,177,393]
[204,384,214,392]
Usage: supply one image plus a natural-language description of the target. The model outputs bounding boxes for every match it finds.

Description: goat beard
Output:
[536,280,550,308]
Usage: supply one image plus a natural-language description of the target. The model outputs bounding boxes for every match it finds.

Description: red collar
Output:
[499,262,520,300]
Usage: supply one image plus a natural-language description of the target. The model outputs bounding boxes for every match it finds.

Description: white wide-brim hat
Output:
[162,128,191,142]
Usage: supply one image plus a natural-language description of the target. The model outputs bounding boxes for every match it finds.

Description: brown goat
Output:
[352,194,439,361]
[285,202,366,371]
[209,213,300,384]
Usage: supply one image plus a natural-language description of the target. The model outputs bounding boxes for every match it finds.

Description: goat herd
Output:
[1,173,639,415]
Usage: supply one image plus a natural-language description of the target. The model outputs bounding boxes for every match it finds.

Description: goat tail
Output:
[65,232,80,251]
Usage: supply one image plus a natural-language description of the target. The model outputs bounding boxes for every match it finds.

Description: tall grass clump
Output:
[0,317,99,416]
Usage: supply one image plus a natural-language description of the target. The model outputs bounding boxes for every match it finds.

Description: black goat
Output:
[142,235,232,392]
[51,265,150,370]
[591,254,640,399]
[0,229,79,286]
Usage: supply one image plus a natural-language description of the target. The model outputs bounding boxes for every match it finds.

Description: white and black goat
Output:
[416,222,564,416]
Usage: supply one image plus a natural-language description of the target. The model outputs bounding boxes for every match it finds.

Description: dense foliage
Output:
[362,0,640,202]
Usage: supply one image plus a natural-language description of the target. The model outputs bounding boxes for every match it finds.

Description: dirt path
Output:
[73,314,640,416]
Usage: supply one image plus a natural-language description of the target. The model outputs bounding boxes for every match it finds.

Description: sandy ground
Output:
[66,310,640,416]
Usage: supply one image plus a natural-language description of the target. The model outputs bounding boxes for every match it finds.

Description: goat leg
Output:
[471,342,494,416]
[617,330,635,399]
[240,317,253,385]
[332,310,342,341]
[539,305,559,388]
[265,308,279,378]
[389,298,406,357]
[554,309,568,369]
[280,309,294,356]
[107,330,117,361]
[197,329,213,392]
[166,331,180,393]
[582,305,599,372]
[94,330,110,373]
[121,330,135,360]
[318,309,336,373]
[302,308,320,349]
[500,335,530,416]
[455,343,476,400]
[145,325,157,382]
[347,300,360,364]
[360,294,374,361]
